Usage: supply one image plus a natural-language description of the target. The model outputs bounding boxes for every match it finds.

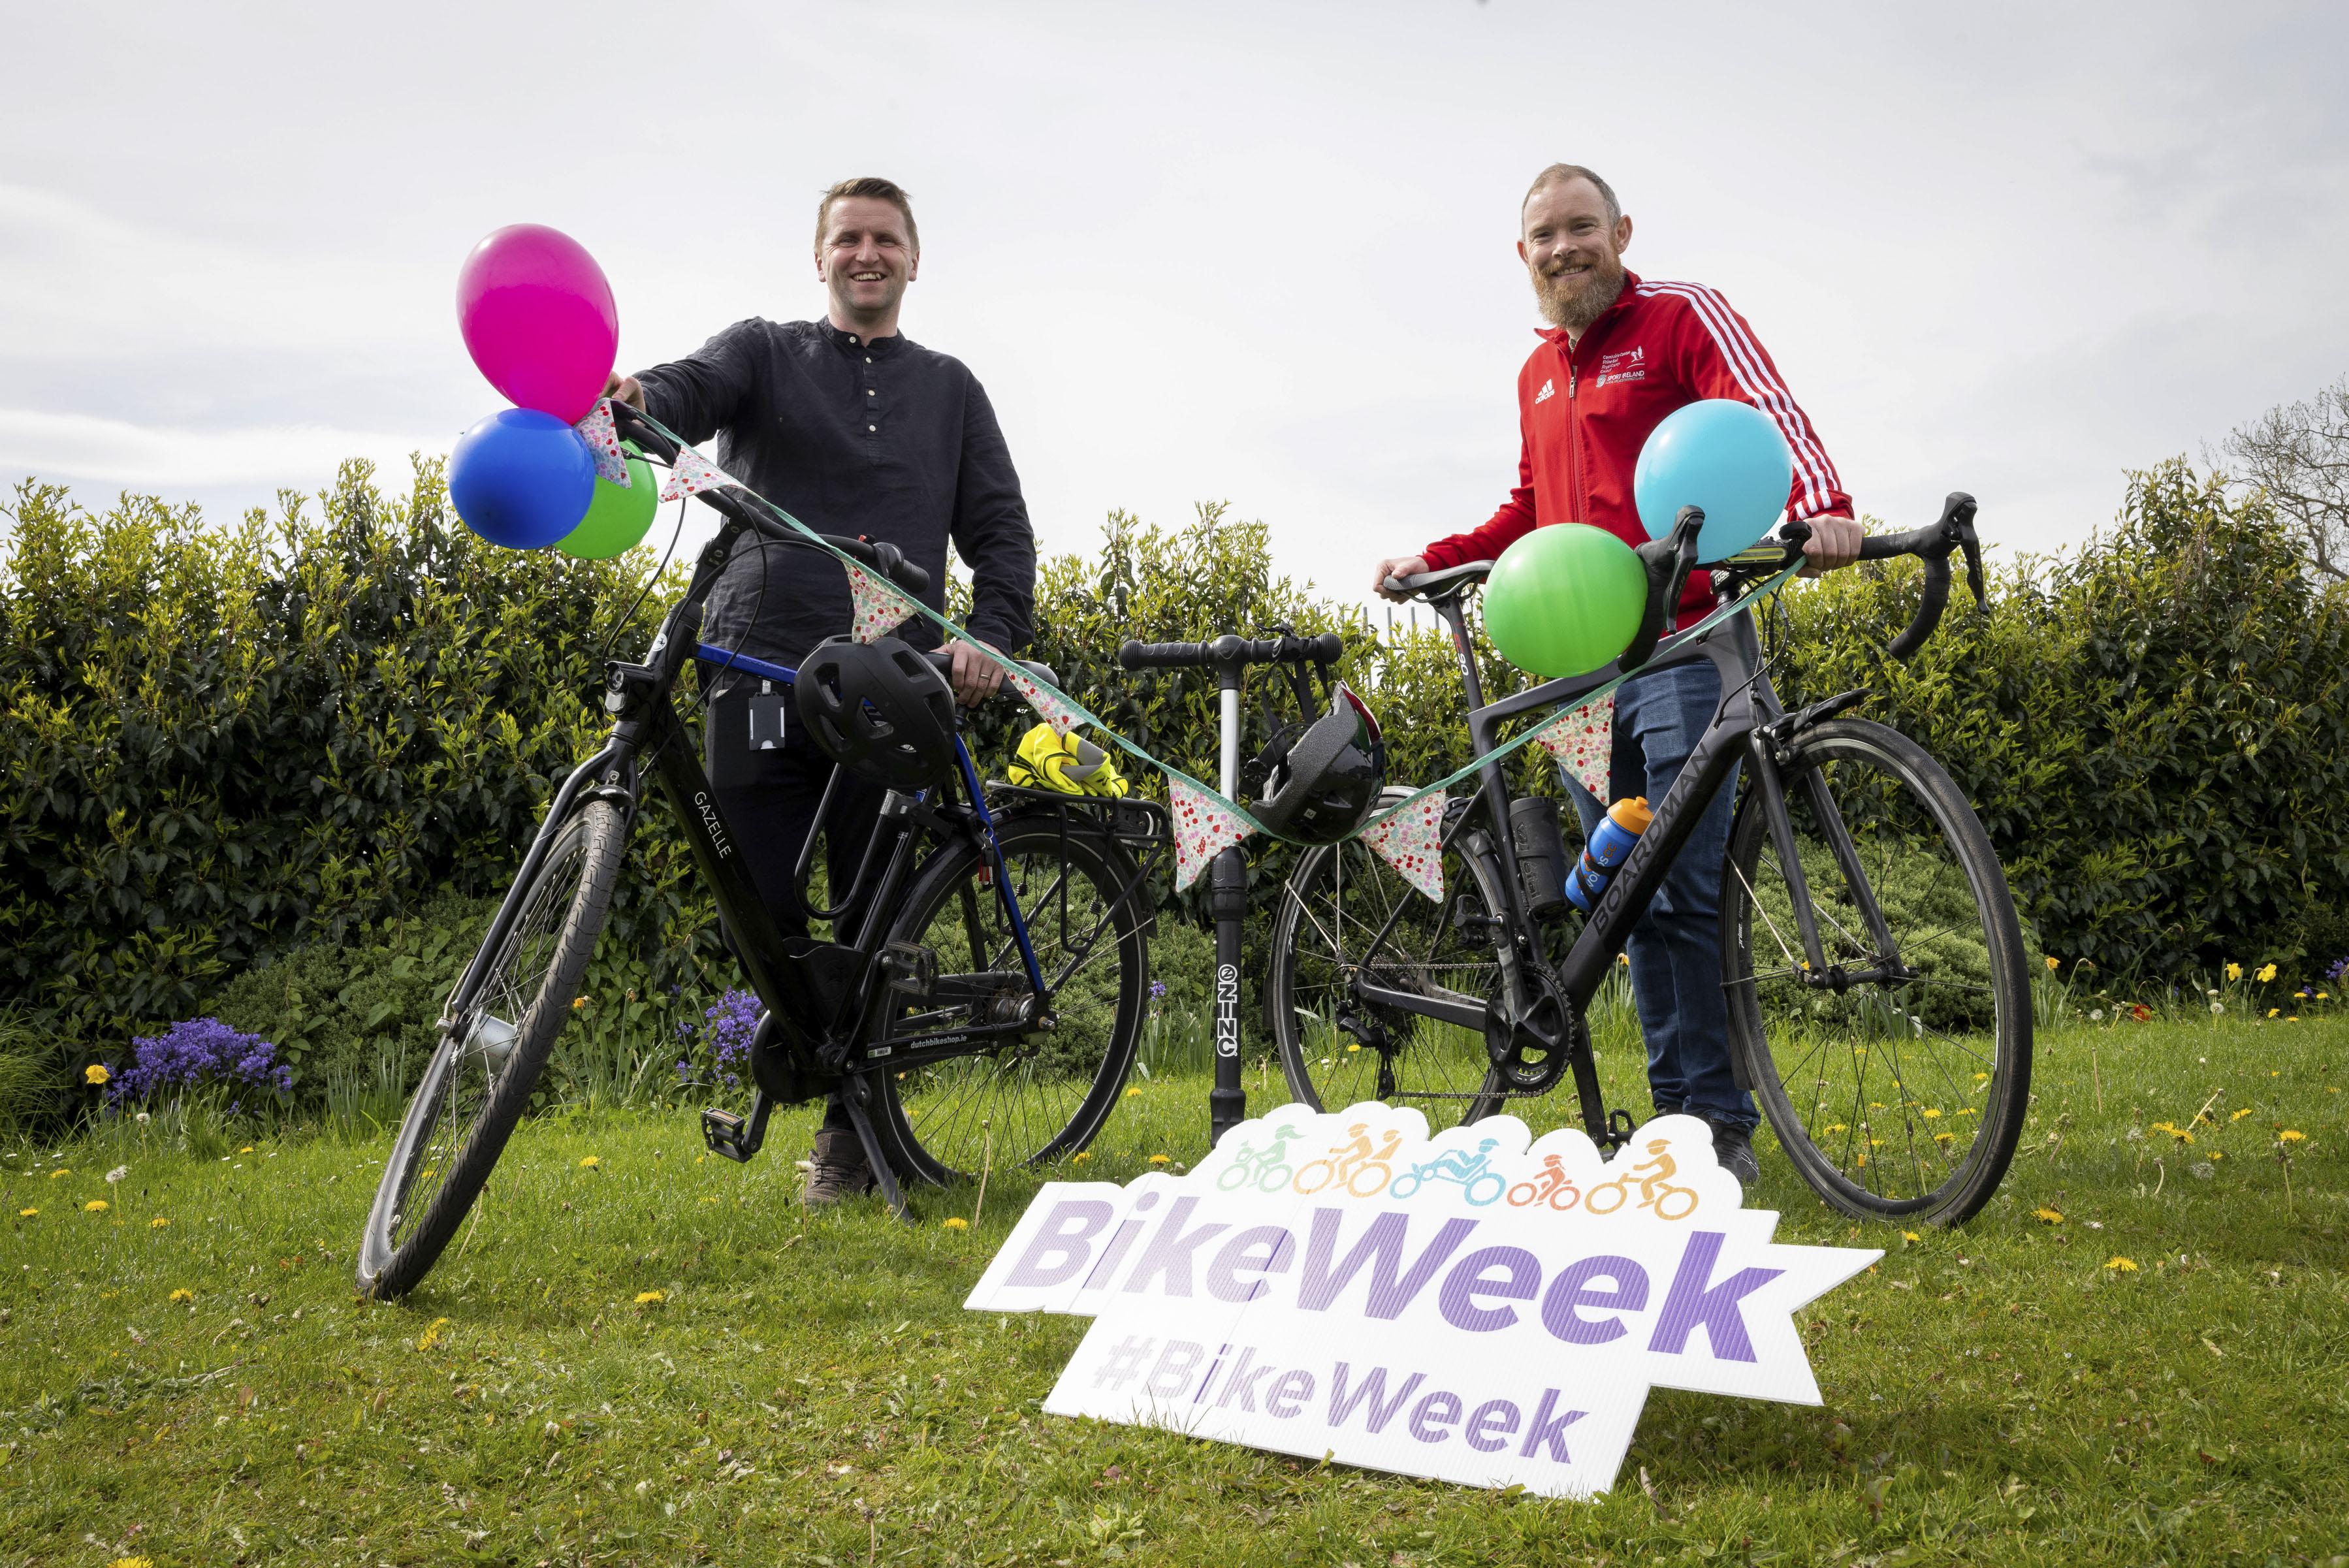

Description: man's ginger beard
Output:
[1533,249,1627,334]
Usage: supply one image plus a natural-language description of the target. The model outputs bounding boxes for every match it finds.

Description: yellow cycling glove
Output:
[1006,722,1130,797]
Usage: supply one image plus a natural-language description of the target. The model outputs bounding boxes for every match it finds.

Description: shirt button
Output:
[868,424,878,432]
[865,357,872,364]
[867,389,875,396]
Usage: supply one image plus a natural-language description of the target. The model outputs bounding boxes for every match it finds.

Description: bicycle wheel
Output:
[1268,793,1509,1130]
[1721,717,2031,1226]
[357,801,628,1298]
[868,816,1147,1184]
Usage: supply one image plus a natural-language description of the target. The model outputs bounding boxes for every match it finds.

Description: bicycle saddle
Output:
[1384,561,1493,600]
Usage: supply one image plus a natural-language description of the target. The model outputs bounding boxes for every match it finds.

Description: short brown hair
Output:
[1522,163,1622,228]
[814,177,919,254]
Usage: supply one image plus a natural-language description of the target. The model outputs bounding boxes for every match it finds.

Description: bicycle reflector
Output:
[793,636,959,793]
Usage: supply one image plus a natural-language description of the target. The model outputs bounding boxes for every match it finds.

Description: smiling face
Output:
[816,194,918,328]
[1518,174,1631,338]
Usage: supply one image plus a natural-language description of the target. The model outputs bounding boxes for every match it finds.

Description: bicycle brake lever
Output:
[1945,493,1986,607]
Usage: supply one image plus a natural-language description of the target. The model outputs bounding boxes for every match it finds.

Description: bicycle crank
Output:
[1482,980,1578,1094]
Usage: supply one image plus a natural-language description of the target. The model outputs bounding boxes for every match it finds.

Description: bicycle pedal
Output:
[881,941,938,1000]
[701,1092,775,1164]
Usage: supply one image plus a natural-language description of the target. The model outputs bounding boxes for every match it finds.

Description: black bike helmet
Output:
[793,635,959,792]
[1252,683,1386,844]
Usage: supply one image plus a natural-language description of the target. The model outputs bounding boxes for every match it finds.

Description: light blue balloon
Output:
[1633,398,1795,562]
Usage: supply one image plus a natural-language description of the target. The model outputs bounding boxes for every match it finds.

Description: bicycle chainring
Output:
[1484,978,1579,1095]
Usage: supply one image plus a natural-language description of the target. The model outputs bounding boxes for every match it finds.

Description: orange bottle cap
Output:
[1609,795,1654,834]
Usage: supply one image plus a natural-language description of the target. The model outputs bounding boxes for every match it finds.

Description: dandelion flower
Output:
[16,1208,34,1218]
[2045,956,2059,972]
[578,1155,601,1170]
[1902,1230,1921,1242]
[2280,1129,2307,1144]
[1345,1041,1362,1052]
[2033,1208,2064,1224]
[2226,962,2243,981]
[84,1063,110,1085]
[2089,1008,2104,1021]
[2211,1001,2225,1016]
[1824,1123,1847,1134]
[2288,1016,2300,1023]
[47,1168,69,1180]
[2210,1151,2225,1161]
[2105,1256,2138,1272]
[85,1200,108,1213]
[1072,1151,1093,1164]
[2231,1108,2254,1122]
[634,1290,666,1305]
[942,1217,969,1231]
[1922,1108,1942,1119]
[572,996,588,1010]
[416,1317,451,1351]
[1149,1154,1172,1165]
[1124,1087,1142,1098]
[2258,963,2278,983]
[107,1556,155,1568]
[2269,1008,2280,1019]
[170,1288,195,1303]
[150,1217,168,1228]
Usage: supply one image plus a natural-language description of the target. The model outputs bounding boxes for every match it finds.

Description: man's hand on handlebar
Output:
[947,639,1006,707]
[604,372,647,413]
[1798,513,1862,578]
[1373,554,1429,602]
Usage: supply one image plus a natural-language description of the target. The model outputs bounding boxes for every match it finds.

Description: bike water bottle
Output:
[1565,796,1653,912]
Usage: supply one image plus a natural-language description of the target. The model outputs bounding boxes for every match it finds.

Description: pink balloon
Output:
[456,224,618,425]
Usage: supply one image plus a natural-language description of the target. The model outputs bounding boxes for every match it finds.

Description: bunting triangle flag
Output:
[1170,776,1254,891]
[573,400,631,485]
[658,447,739,503]
[1358,790,1446,902]
[1533,693,1615,802]
[845,560,916,643]
[1000,660,1083,736]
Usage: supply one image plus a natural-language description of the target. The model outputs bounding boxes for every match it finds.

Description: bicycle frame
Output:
[445,509,1155,1125]
[1343,586,1900,1146]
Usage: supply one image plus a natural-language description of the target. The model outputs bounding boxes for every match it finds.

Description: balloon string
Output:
[626,408,1799,844]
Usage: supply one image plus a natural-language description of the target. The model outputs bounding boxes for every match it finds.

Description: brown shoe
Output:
[803,1126,877,1208]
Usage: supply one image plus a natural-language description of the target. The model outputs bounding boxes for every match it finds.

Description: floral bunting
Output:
[1170,776,1254,891]
[1000,660,1083,736]
[573,400,631,485]
[658,447,739,504]
[1533,693,1615,802]
[1359,791,1446,903]
[845,560,916,644]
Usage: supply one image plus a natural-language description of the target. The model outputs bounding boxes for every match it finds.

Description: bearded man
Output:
[1369,163,1861,1185]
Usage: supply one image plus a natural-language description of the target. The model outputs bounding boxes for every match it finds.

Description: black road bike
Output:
[1268,498,2032,1225]
[358,408,1164,1298]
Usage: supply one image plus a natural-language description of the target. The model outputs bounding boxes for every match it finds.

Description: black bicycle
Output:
[357,407,1164,1299]
[1268,498,2032,1225]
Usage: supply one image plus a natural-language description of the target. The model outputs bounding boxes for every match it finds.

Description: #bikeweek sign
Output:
[967,1105,1879,1499]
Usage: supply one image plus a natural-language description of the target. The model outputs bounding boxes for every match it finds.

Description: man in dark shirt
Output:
[609,176,1038,1205]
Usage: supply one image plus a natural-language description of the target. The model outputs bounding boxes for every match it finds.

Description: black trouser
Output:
[703,669,887,1133]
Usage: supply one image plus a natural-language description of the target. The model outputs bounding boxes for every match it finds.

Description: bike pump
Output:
[1209,639,1249,1148]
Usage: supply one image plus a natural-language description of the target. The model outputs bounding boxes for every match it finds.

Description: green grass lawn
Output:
[5,1012,2347,1567]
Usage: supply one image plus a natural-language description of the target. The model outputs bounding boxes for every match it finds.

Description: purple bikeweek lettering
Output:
[969,1102,1880,1499]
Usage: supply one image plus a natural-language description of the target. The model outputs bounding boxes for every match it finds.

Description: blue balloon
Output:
[1633,398,1795,562]
[448,408,596,550]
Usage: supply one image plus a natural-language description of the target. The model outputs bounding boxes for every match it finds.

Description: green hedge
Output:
[5,455,2344,1099]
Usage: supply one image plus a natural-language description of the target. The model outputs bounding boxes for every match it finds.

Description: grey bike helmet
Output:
[793,635,958,792]
[1252,684,1387,845]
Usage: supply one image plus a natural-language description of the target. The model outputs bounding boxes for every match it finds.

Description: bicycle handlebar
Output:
[1117,631,1343,673]
[610,402,931,597]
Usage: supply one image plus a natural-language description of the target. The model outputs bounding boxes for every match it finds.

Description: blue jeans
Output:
[1559,660,1756,1132]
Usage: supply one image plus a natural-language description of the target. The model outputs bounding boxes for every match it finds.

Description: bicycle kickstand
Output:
[836,1076,914,1223]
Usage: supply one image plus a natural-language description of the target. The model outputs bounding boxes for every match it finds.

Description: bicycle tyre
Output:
[1721,718,2031,1226]
[1268,791,1511,1129]
[867,816,1147,1185]
[357,801,628,1299]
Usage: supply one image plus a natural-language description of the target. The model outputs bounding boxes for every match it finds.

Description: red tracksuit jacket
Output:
[1420,270,1851,627]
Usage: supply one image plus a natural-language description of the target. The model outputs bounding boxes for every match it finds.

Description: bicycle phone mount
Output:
[1118,626,1343,1147]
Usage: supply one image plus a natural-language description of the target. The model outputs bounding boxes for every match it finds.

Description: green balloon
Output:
[1482,523,1648,677]
[556,442,660,560]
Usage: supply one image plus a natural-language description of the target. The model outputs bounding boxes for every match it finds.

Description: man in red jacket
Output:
[1371,163,1861,1186]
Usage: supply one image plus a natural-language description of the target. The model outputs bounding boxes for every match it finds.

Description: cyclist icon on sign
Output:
[1293,1122,1401,1198]
[1389,1138,1507,1206]
[1583,1138,1701,1221]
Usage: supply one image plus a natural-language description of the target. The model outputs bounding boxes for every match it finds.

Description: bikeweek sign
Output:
[966,1104,1881,1499]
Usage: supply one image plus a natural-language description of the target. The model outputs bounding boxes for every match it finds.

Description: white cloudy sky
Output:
[4,0,2345,609]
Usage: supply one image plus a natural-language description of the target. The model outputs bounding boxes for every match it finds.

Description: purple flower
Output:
[1149,980,1168,1000]
[2327,954,2348,985]
[109,1018,291,1105]
[677,989,762,1089]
